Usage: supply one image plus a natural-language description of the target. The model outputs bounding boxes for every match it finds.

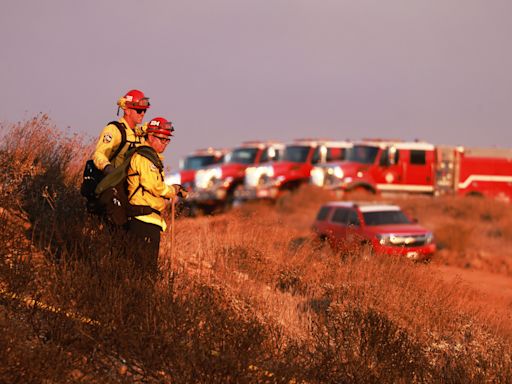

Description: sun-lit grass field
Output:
[1,115,511,383]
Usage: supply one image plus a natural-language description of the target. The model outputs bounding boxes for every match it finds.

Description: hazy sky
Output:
[2,0,511,169]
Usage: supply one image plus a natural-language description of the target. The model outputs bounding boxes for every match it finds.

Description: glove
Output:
[103,164,114,175]
[173,184,188,199]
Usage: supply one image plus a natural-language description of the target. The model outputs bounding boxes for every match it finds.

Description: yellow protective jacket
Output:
[92,117,145,171]
[127,146,177,231]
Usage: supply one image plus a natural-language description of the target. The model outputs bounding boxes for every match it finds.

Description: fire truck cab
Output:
[237,138,353,201]
[191,141,284,212]
[310,139,437,195]
[165,147,228,216]
[165,147,228,193]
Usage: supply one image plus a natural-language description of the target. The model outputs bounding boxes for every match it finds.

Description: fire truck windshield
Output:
[225,148,259,164]
[363,210,412,226]
[182,155,219,170]
[346,145,379,164]
[283,146,310,163]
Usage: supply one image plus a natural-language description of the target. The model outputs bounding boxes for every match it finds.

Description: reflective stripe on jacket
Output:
[127,148,176,231]
[92,117,144,171]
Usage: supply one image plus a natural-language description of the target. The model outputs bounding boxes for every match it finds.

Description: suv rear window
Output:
[331,208,349,224]
[316,206,331,221]
[362,210,411,226]
[347,210,360,226]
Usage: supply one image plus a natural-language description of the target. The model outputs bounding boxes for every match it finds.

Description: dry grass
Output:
[1,116,512,383]
[396,195,512,275]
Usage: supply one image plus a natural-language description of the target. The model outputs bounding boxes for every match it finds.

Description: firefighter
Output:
[126,117,187,275]
[92,89,151,175]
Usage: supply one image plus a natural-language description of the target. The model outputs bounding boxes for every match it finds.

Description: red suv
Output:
[313,201,436,261]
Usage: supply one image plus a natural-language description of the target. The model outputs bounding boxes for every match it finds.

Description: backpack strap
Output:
[107,121,128,162]
[95,146,135,197]
[125,146,165,204]
[150,208,162,215]
[134,146,164,172]
[127,183,143,203]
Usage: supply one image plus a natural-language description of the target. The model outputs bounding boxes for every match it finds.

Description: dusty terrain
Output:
[272,189,512,306]
[1,117,512,382]
[436,264,512,307]
[397,194,512,312]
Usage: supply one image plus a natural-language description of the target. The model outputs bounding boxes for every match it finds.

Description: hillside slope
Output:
[1,116,511,383]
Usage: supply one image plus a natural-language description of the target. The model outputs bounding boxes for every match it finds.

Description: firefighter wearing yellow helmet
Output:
[92,89,150,175]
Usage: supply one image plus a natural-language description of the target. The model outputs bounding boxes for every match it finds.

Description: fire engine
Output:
[165,147,228,192]
[310,139,512,201]
[438,146,512,200]
[191,141,284,213]
[236,139,353,201]
[165,148,228,216]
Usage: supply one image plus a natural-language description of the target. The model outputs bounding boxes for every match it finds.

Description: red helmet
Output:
[117,89,150,110]
[146,117,174,138]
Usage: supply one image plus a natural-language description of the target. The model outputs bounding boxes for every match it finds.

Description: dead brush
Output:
[275,184,336,230]
[474,198,512,244]
[0,211,37,294]
[0,115,89,262]
[295,256,512,382]
[93,211,512,382]
[303,302,429,383]
[0,307,82,383]
[397,195,512,275]
[165,200,512,381]
[167,205,295,284]
[435,222,474,253]
[2,116,512,382]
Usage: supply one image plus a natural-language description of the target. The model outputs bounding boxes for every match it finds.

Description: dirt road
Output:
[434,264,512,306]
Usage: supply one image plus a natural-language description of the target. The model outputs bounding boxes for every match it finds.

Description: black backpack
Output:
[94,146,163,226]
[80,121,130,213]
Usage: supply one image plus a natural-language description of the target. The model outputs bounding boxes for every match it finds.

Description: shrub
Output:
[435,222,473,253]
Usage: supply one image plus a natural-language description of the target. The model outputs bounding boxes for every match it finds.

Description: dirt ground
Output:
[433,262,512,308]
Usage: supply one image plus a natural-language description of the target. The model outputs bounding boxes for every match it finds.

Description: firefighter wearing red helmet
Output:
[92,89,150,174]
[126,117,187,273]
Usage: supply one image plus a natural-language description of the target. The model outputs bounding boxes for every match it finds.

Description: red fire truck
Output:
[310,139,512,201]
[236,139,353,201]
[191,141,284,213]
[165,147,228,193]
[438,146,512,200]
[165,147,229,216]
